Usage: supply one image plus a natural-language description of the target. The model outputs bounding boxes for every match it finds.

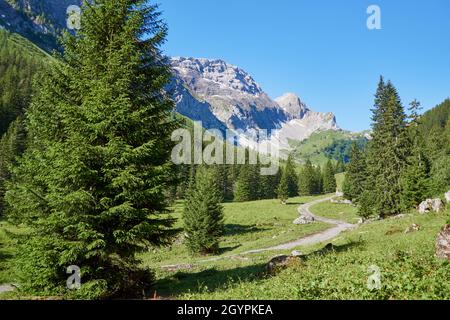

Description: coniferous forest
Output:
[0,0,449,302]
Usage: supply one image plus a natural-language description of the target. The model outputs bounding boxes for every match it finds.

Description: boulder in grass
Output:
[291,250,303,257]
[431,198,444,212]
[445,191,450,204]
[293,214,315,225]
[266,255,302,274]
[436,225,450,260]
[418,198,444,214]
[418,199,432,214]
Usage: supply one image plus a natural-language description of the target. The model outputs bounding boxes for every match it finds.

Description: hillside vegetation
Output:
[0,29,48,135]
[289,130,368,166]
[166,201,450,300]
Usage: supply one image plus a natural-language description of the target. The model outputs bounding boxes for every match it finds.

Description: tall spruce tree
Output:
[284,154,299,197]
[323,160,337,194]
[430,118,450,193]
[313,165,324,194]
[234,163,254,202]
[5,1,176,298]
[401,100,430,209]
[0,117,26,214]
[298,160,315,196]
[343,143,368,203]
[277,167,289,204]
[260,167,281,200]
[183,168,224,255]
[234,149,261,202]
[361,79,410,217]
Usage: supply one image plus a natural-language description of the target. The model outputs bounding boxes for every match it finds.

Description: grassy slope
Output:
[0,29,51,59]
[143,196,333,297]
[0,220,25,285]
[309,201,360,224]
[289,130,368,166]
[335,172,345,192]
[180,207,450,300]
[2,196,449,300]
[142,196,331,268]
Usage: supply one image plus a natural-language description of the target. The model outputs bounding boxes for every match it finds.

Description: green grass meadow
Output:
[1,194,449,300]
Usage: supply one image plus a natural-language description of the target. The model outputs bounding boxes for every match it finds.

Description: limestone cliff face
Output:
[170,57,339,150]
[0,2,340,151]
[0,0,83,50]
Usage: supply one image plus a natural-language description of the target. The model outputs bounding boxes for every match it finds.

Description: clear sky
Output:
[157,0,450,131]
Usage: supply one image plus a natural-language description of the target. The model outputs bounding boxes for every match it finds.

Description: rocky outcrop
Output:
[0,0,83,50]
[418,198,444,214]
[436,225,450,260]
[170,57,339,151]
[1,1,341,147]
[293,214,315,225]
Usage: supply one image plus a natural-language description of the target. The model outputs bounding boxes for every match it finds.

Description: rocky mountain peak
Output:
[275,93,309,120]
[170,57,339,152]
[0,0,83,50]
[171,57,264,97]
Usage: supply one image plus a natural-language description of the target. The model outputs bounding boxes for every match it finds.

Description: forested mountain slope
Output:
[0,29,48,135]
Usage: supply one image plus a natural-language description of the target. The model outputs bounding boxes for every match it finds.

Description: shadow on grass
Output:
[153,263,266,297]
[217,244,241,254]
[0,249,13,261]
[285,201,305,206]
[224,224,268,236]
[152,241,366,298]
[306,240,366,260]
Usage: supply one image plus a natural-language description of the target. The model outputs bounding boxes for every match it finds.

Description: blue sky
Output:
[157,0,450,131]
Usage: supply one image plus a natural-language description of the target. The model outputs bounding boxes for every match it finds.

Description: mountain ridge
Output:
[0,0,83,50]
[170,56,339,152]
[1,2,341,153]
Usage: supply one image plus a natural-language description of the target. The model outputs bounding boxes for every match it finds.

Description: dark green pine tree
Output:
[234,149,260,202]
[277,167,289,204]
[401,100,430,209]
[211,165,234,202]
[313,165,323,194]
[234,163,253,202]
[362,79,411,217]
[443,117,450,152]
[429,117,450,194]
[400,153,430,210]
[183,168,224,255]
[298,160,315,196]
[323,160,337,194]
[334,158,346,174]
[284,154,299,197]
[260,167,281,199]
[343,142,368,203]
[0,117,27,214]
[5,1,177,298]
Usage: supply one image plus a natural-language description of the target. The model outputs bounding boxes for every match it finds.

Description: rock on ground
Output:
[0,284,16,294]
[266,255,302,274]
[293,214,315,225]
[404,224,421,234]
[432,199,444,212]
[436,225,450,260]
[445,191,450,203]
[418,198,444,214]
[330,198,353,205]
[291,250,303,257]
